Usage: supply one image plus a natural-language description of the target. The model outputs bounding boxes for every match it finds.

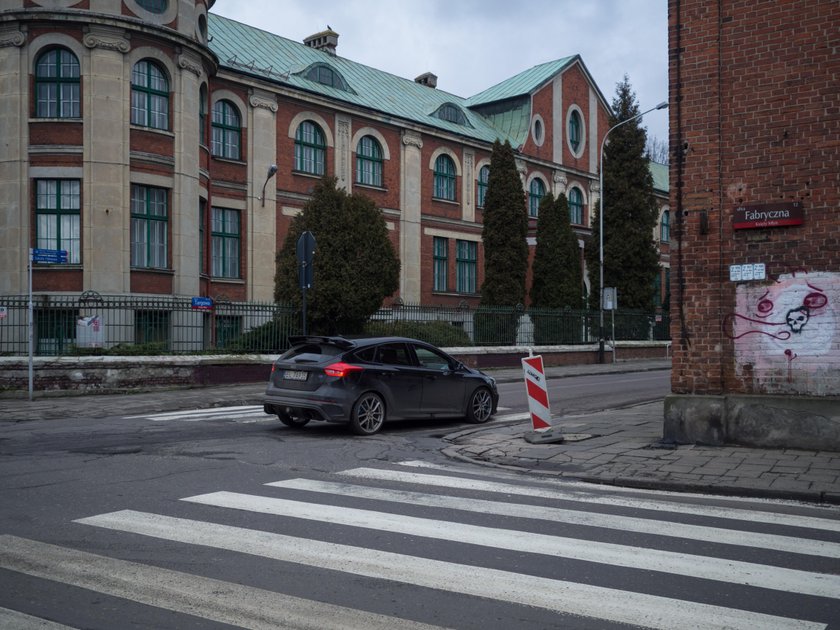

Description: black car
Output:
[263,335,499,435]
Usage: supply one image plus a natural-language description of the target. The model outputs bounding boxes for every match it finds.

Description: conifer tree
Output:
[586,76,660,311]
[475,140,529,344]
[479,140,529,306]
[530,192,583,309]
[274,177,399,334]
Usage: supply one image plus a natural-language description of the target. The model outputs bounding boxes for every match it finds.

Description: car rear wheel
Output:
[278,413,310,428]
[466,387,493,423]
[349,392,385,435]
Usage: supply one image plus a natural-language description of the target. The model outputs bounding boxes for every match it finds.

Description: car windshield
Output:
[280,343,344,360]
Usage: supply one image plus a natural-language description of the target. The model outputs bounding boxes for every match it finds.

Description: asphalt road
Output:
[1,369,837,629]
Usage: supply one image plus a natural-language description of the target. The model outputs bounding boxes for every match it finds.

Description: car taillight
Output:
[324,362,363,378]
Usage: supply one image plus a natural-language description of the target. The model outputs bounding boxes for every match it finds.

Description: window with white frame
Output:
[477,165,490,209]
[433,236,448,292]
[569,187,584,224]
[211,207,240,278]
[130,184,168,269]
[356,135,383,187]
[528,178,546,218]
[35,179,80,264]
[131,60,169,130]
[211,99,241,160]
[35,48,80,118]
[294,120,326,175]
[456,240,477,294]
[433,154,456,201]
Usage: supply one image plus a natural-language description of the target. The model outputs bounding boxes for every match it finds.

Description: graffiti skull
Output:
[786,306,810,333]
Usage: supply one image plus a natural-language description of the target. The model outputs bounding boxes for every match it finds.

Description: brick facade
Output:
[666,0,840,449]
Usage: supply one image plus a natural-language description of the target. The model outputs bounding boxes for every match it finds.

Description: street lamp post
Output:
[598,101,668,363]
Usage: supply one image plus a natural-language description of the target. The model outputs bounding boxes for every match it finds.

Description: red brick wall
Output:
[669,0,840,396]
[561,64,593,169]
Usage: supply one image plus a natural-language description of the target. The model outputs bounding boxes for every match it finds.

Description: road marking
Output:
[266,478,840,559]
[340,467,840,533]
[127,405,270,422]
[72,511,825,630]
[181,491,840,599]
[0,606,76,629]
[0,535,446,630]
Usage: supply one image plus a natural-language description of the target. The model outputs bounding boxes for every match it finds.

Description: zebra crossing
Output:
[1,461,838,629]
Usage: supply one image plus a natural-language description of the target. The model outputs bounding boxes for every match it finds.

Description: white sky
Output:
[210,0,669,144]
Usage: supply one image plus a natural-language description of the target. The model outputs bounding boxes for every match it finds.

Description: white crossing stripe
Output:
[72,510,825,630]
[181,491,840,599]
[0,535,447,630]
[0,606,77,630]
[127,405,269,422]
[340,467,840,533]
[266,478,840,558]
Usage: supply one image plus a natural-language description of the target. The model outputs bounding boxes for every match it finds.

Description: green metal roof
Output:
[648,161,669,194]
[464,56,577,107]
[208,13,518,144]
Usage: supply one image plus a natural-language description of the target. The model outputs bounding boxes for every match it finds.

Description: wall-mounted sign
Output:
[729,263,766,282]
[733,201,803,230]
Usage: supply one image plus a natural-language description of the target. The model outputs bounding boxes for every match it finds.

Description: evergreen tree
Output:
[480,140,529,306]
[586,76,660,311]
[274,177,399,335]
[530,192,583,309]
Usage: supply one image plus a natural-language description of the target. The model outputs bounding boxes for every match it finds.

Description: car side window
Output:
[414,346,451,370]
[376,343,412,366]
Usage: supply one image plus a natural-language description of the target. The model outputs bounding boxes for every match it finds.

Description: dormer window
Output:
[303,63,350,92]
[434,103,470,127]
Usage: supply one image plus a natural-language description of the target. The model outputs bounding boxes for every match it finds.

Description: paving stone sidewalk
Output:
[2,358,838,504]
[444,400,840,505]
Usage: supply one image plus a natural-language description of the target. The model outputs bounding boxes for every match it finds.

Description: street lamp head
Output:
[655,101,669,110]
[266,164,278,178]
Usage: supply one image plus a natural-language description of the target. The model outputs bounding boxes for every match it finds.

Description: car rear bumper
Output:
[263,393,349,423]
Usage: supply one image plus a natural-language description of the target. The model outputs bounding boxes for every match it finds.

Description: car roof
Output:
[289,335,428,350]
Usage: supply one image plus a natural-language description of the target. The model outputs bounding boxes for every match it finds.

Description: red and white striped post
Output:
[521,354,565,443]
[521,355,551,431]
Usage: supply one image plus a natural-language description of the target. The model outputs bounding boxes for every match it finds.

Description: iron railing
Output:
[0,293,670,356]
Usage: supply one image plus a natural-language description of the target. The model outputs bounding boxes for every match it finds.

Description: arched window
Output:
[528,178,546,217]
[569,187,584,224]
[477,165,490,208]
[356,135,383,187]
[305,64,350,91]
[434,103,469,126]
[131,60,169,130]
[294,121,326,175]
[661,210,670,242]
[433,154,457,201]
[35,48,80,118]
[568,110,582,153]
[211,100,241,160]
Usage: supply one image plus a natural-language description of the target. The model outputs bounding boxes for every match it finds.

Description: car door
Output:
[412,343,468,416]
[368,342,424,419]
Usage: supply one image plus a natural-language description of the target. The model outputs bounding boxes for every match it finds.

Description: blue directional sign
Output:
[31,248,68,264]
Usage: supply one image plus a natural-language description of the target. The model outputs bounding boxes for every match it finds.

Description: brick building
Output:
[0,0,669,349]
[665,0,840,449]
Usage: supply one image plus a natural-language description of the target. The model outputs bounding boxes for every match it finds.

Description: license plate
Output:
[283,370,308,381]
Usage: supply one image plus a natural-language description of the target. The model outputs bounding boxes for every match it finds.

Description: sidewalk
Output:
[1,358,838,504]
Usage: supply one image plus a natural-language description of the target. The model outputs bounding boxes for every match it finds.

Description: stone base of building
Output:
[664,394,840,452]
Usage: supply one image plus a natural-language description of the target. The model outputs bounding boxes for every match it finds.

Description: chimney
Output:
[303,28,338,56]
[415,72,438,88]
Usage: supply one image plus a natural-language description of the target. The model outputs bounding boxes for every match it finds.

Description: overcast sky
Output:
[210,0,669,144]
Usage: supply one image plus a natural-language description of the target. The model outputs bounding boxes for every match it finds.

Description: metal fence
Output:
[0,292,297,356]
[0,293,670,356]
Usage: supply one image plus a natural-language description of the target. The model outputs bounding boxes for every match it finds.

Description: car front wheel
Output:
[466,387,493,423]
[349,392,385,435]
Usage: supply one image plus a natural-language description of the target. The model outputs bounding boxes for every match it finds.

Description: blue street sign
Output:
[31,248,68,264]
[191,296,214,312]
